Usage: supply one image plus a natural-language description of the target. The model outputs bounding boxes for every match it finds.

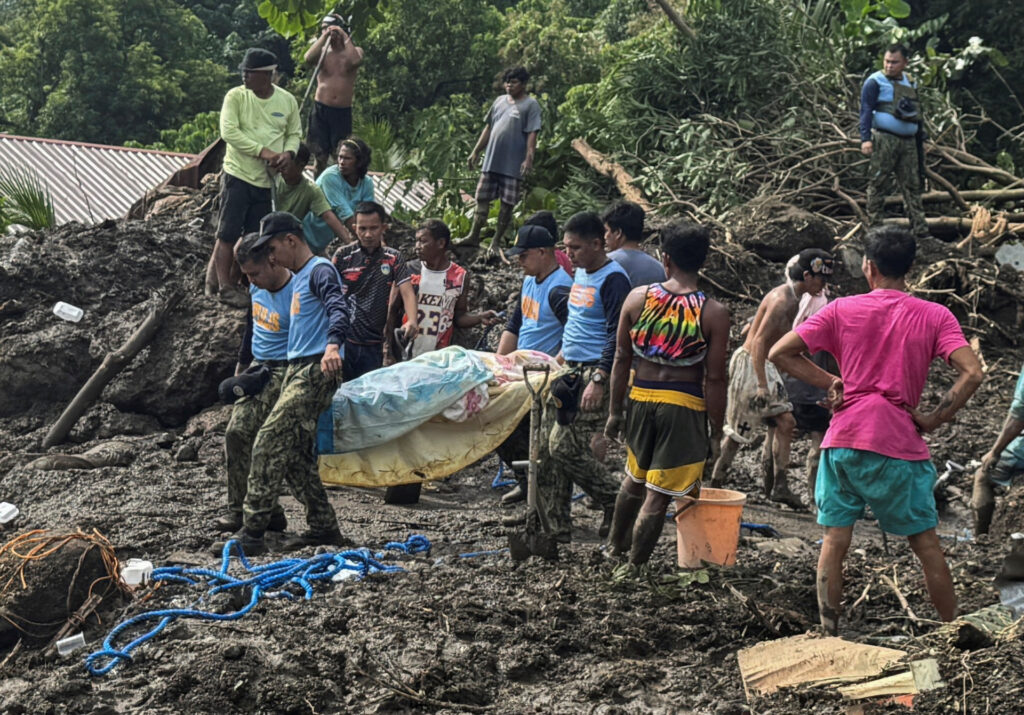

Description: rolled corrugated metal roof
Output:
[0,134,194,225]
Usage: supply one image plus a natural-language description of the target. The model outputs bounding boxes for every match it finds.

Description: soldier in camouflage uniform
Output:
[860,43,929,238]
[531,212,629,542]
[215,233,292,533]
[217,212,350,555]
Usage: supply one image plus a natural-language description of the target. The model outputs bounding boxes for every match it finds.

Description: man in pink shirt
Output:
[769,226,983,634]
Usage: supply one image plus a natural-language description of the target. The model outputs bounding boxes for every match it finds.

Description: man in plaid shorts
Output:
[457,67,541,257]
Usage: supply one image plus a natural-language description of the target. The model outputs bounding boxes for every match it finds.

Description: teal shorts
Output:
[816,448,938,536]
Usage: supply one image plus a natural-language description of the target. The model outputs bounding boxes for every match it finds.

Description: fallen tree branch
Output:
[42,288,185,448]
[880,572,921,627]
[571,138,654,212]
[883,188,1024,206]
[651,0,697,40]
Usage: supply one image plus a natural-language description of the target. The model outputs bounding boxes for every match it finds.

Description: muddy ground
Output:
[0,192,1022,713]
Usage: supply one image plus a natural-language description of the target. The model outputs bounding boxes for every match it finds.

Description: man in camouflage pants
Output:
[860,43,929,237]
[529,212,628,542]
[218,212,349,555]
[216,232,292,533]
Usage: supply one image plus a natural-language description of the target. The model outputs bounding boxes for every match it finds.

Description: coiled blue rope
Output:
[85,534,430,677]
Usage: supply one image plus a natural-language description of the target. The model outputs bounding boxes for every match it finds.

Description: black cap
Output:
[218,365,271,403]
[254,211,302,247]
[238,48,278,72]
[506,225,555,256]
[796,248,835,277]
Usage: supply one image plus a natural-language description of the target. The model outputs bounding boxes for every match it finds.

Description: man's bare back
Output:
[306,27,363,108]
[742,283,799,356]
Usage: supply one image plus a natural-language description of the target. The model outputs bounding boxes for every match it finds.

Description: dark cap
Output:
[254,211,302,247]
[506,225,555,256]
[796,248,835,277]
[238,48,278,72]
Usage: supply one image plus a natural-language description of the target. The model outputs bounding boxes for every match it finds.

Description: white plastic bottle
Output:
[53,302,84,322]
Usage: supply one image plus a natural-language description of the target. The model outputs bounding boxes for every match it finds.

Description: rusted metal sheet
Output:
[0,134,194,225]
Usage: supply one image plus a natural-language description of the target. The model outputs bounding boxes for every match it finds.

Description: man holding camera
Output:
[860,43,928,238]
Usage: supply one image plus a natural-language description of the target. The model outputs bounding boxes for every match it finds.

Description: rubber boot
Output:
[500,479,527,506]
[971,469,996,535]
[769,470,804,510]
[607,491,643,555]
[629,512,666,566]
[280,527,349,552]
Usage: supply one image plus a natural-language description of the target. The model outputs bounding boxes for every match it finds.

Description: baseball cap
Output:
[254,211,303,247]
[506,225,555,256]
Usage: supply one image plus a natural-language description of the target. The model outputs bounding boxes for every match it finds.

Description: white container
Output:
[0,502,17,524]
[53,301,84,323]
[56,632,86,656]
[120,559,154,586]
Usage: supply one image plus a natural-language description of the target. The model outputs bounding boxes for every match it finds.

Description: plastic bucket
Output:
[675,487,747,568]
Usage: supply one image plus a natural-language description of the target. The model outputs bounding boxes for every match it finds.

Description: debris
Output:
[51,301,83,323]
[836,658,944,701]
[995,242,1024,271]
[0,503,17,525]
[42,287,185,448]
[753,537,812,558]
[55,632,86,657]
[737,633,905,698]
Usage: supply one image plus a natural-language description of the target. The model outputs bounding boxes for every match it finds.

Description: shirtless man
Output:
[305,14,364,176]
[710,249,834,508]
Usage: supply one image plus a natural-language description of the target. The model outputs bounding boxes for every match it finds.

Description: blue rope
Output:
[85,534,430,677]
[491,461,517,489]
[458,548,509,559]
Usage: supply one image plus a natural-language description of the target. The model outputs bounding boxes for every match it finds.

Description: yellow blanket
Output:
[318,350,557,488]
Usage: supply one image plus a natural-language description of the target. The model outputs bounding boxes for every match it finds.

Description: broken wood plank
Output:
[737,633,905,699]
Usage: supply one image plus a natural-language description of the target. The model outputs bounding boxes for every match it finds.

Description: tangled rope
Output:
[84,533,431,677]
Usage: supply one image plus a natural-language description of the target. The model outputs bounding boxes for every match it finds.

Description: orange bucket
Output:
[675,487,747,568]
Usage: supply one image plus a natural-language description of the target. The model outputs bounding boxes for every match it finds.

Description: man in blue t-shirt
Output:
[456,67,542,257]
[495,224,573,506]
[535,211,631,543]
[601,201,666,287]
[973,363,1024,534]
[225,211,350,555]
[859,43,928,237]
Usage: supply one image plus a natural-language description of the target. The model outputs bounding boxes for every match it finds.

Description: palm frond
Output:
[0,164,56,229]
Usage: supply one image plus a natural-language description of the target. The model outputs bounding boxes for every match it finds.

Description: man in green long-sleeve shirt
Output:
[210,48,302,308]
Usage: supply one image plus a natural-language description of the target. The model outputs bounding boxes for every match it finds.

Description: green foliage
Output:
[257,0,384,38]
[0,0,229,146]
[0,164,55,230]
[498,0,601,110]
[359,0,504,117]
[127,111,222,154]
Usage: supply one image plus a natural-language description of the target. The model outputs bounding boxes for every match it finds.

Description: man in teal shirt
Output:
[211,48,301,308]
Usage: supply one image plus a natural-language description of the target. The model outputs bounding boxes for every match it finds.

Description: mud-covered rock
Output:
[0,215,243,425]
[725,198,834,262]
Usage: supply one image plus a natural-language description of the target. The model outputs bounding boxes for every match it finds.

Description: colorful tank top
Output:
[629,284,708,367]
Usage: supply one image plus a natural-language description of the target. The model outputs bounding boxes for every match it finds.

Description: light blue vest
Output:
[250,277,292,361]
[518,268,573,356]
[287,256,333,360]
[870,70,919,138]
[562,260,628,363]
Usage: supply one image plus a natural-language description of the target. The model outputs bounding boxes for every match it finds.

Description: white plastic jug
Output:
[120,559,154,586]
[53,301,84,322]
[0,502,18,524]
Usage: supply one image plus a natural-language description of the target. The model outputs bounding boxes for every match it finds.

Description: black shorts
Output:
[308,102,352,158]
[792,402,831,434]
[217,174,272,243]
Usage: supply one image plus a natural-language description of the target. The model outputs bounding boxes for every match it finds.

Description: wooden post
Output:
[42,288,185,448]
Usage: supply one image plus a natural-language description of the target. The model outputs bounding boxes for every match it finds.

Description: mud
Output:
[0,192,1022,713]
